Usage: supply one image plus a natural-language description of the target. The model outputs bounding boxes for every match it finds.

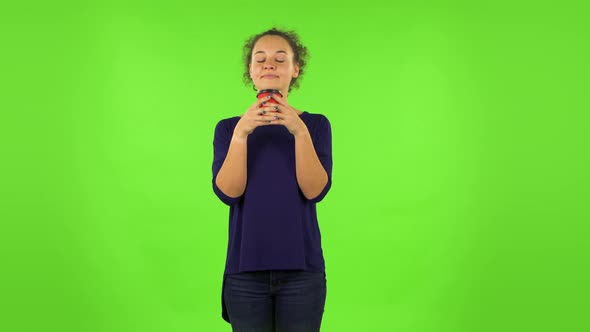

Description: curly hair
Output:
[242,27,309,92]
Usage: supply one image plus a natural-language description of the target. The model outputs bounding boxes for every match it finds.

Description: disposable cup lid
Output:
[257,89,283,98]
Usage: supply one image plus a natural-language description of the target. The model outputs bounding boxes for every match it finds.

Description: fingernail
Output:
[262,101,267,105]
[266,95,271,99]
[273,106,278,111]
[262,110,266,114]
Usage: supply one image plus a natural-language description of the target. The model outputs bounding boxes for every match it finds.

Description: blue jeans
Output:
[223,270,327,332]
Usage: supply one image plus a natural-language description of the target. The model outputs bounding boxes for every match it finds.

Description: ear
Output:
[292,63,300,78]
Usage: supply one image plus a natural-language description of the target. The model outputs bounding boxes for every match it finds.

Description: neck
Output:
[280,88,290,102]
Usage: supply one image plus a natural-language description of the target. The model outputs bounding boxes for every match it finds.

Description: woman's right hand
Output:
[233,95,277,139]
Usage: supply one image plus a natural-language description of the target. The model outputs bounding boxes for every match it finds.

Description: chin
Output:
[256,84,282,92]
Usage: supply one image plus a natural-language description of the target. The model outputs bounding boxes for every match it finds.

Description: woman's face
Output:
[249,35,299,94]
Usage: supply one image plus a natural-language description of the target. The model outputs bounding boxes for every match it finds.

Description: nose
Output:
[263,61,275,70]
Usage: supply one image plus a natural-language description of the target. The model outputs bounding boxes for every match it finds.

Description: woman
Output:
[212,27,332,332]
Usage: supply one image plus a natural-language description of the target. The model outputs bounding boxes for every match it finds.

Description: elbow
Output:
[304,192,322,201]
[303,174,330,202]
[213,177,243,206]
[217,179,244,198]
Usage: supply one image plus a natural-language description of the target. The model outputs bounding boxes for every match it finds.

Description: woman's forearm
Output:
[215,135,248,198]
[294,129,328,200]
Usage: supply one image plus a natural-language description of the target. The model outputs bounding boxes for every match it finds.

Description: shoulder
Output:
[215,115,241,130]
[301,112,331,126]
[213,116,241,142]
[301,112,332,141]
[301,112,332,135]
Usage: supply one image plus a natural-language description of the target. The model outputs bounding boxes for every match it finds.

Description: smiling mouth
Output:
[262,75,278,79]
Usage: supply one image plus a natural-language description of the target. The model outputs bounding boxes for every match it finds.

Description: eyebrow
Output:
[254,50,288,55]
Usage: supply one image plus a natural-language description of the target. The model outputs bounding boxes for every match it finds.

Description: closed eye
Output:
[256,59,285,63]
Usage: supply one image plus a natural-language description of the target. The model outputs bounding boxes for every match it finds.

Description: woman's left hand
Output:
[259,94,308,136]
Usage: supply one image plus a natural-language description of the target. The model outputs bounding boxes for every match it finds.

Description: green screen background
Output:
[1,1,588,331]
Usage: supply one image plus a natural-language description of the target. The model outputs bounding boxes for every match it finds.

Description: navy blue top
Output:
[212,111,332,275]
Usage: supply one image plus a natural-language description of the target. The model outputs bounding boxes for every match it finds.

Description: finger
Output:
[259,102,281,108]
[251,103,276,116]
[252,114,278,122]
[264,114,281,122]
[260,105,282,113]
[250,96,268,109]
[270,93,283,104]
[246,95,273,114]
[255,112,281,124]
[255,108,278,116]
[267,118,285,125]
[257,95,273,107]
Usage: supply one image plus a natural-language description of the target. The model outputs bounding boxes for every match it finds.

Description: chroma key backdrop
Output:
[1,1,588,331]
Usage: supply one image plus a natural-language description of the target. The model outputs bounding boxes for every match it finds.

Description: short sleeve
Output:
[212,119,241,206]
[308,115,333,203]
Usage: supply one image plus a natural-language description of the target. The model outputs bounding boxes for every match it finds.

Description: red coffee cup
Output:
[257,89,282,104]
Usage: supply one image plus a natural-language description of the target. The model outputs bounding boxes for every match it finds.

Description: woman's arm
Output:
[214,97,277,199]
[215,134,248,198]
[294,128,329,200]
[258,93,331,201]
